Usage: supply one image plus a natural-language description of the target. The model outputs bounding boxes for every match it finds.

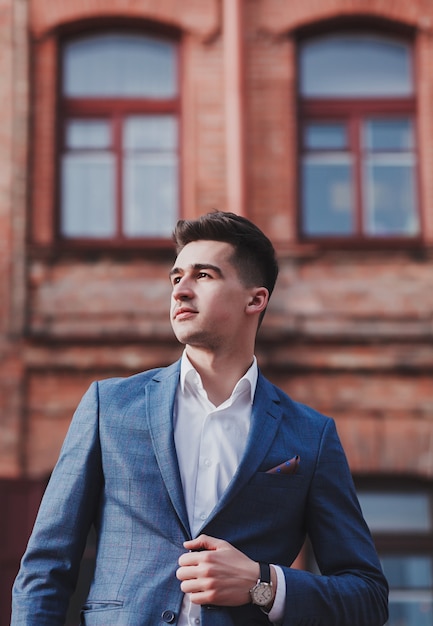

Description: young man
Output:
[12,212,388,625]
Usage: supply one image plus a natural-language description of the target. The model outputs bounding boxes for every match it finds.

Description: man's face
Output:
[169,240,254,351]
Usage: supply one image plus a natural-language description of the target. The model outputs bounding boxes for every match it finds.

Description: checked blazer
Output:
[11,360,388,626]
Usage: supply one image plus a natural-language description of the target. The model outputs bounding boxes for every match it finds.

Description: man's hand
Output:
[176,534,262,606]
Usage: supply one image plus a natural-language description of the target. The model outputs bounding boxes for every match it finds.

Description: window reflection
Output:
[302,155,354,235]
[61,153,116,238]
[63,33,177,98]
[299,33,413,98]
[304,123,347,150]
[364,157,418,236]
[66,120,111,149]
[383,556,432,588]
[362,118,418,236]
[123,115,178,237]
[365,119,414,151]
[358,492,431,533]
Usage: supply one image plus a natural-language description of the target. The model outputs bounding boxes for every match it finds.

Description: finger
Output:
[178,577,208,595]
[178,550,206,567]
[189,590,215,605]
[183,534,222,552]
[176,564,199,581]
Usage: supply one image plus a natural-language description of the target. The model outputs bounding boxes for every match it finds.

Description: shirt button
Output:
[200,513,207,520]
[195,619,200,625]
[204,458,212,467]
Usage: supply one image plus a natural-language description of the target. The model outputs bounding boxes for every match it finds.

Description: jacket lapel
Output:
[145,360,191,538]
[200,373,283,528]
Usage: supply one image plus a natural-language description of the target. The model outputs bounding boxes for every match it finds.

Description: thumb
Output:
[183,534,221,552]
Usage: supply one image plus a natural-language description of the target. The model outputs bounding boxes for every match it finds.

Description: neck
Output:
[185,347,254,406]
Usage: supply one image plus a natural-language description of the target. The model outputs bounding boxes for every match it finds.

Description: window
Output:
[298,31,420,241]
[357,489,433,626]
[60,32,179,242]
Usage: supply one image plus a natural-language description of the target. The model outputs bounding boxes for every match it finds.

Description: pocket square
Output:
[266,455,300,475]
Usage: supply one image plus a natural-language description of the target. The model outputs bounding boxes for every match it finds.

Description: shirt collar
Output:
[180,350,258,404]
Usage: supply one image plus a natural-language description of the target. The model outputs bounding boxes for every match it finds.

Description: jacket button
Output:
[161,609,176,623]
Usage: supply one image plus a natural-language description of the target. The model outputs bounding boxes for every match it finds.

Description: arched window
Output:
[59,31,179,242]
[298,31,419,241]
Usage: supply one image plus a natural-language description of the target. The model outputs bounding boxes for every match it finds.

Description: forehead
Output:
[174,240,235,268]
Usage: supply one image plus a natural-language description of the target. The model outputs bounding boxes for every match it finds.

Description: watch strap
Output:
[259,562,271,584]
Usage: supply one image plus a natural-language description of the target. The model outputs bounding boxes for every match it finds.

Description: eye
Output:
[197,272,210,279]
[171,275,181,285]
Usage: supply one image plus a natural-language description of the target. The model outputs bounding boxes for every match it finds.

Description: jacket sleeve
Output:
[11,382,103,626]
[281,418,388,626]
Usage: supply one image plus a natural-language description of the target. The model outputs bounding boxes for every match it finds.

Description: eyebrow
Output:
[169,263,224,278]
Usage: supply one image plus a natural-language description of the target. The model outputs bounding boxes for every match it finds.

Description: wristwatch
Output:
[249,562,273,608]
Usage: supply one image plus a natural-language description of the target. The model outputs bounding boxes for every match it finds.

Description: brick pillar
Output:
[223,0,246,215]
[0,0,29,477]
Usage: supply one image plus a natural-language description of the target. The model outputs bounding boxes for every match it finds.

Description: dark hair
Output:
[173,211,279,298]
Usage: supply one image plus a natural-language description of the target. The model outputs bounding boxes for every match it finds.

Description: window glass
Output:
[61,153,116,238]
[123,154,178,238]
[63,33,177,98]
[300,33,413,98]
[65,120,111,149]
[123,115,178,238]
[363,118,419,236]
[358,492,432,533]
[61,119,115,237]
[365,119,414,151]
[364,155,418,236]
[123,115,177,151]
[383,555,433,588]
[304,122,347,150]
[302,154,354,236]
[387,597,433,626]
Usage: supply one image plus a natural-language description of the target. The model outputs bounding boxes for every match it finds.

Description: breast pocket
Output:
[250,471,304,490]
[240,471,307,527]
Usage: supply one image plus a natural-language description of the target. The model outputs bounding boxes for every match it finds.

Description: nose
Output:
[172,276,194,301]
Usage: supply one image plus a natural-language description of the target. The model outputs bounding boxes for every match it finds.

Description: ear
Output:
[245,287,269,316]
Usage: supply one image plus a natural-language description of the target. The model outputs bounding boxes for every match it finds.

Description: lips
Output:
[174,307,197,320]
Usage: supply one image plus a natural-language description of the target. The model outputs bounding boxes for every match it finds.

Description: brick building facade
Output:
[1,0,433,623]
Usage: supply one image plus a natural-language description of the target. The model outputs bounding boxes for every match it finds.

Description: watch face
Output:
[252,582,273,606]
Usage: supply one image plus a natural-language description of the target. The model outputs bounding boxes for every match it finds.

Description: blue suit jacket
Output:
[12,361,388,625]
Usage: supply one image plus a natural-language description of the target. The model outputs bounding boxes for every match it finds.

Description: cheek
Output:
[169,299,177,323]
[215,299,246,322]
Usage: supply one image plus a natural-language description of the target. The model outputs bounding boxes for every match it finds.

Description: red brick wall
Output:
[0,0,432,482]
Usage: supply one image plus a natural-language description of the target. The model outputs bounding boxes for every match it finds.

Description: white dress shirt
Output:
[173,352,285,625]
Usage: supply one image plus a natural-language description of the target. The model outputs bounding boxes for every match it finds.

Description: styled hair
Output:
[173,211,279,298]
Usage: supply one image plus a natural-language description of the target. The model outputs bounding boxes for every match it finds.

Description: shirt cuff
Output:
[267,565,286,624]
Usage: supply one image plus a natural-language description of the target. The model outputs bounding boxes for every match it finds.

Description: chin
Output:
[172,329,195,345]
[176,331,215,349]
